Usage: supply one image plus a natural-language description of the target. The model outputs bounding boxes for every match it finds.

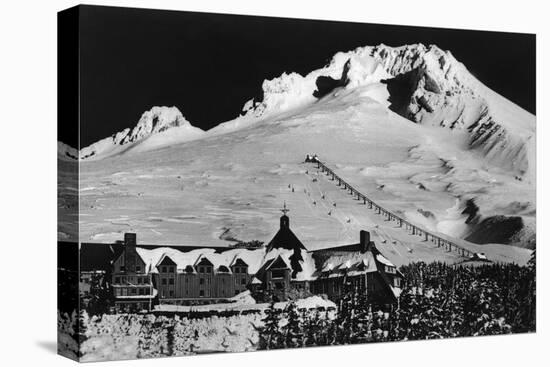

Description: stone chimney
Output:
[124,233,137,246]
[360,230,370,253]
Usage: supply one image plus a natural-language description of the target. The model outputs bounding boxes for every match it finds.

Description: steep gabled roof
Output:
[265,255,291,270]
[195,255,214,267]
[230,257,249,267]
[156,254,177,267]
[266,215,307,252]
[79,243,123,272]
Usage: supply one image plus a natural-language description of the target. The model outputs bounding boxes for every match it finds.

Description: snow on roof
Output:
[135,247,267,275]
[262,247,317,281]
[320,251,378,277]
[376,254,395,267]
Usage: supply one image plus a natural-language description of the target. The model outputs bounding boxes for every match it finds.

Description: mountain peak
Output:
[120,106,192,145]
[79,106,204,160]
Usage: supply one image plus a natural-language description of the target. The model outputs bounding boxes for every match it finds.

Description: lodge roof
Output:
[135,247,267,275]
[266,214,307,252]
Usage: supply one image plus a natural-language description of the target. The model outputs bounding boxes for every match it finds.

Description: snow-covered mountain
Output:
[61,43,535,256]
[77,106,205,160]
[233,44,534,181]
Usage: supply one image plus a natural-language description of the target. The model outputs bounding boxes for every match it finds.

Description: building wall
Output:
[112,246,154,304]
[155,265,252,305]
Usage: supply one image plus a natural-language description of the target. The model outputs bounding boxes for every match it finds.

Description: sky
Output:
[64,5,536,147]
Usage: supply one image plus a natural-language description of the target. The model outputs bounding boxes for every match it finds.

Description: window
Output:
[114,277,120,284]
[120,265,126,272]
[241,278,247,285]
[234,267,240,274]
[169,266,174,273]
[131,288,137,295]
[136,265,141,272]
[199,278,205,285]
[161,266,167,273]
[169,290,174,297]
[199,290,205,297]
[162,278,167,285]
[169,278,174,285]
[138,288,144,295]
[385,266,396,274]
[394,278,401,287]
[137,277,142,284]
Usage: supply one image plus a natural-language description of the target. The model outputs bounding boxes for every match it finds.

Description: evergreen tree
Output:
[86,272,113,315]
[281,302,304,348]
[258,302,282,350]
[77,310,89,358]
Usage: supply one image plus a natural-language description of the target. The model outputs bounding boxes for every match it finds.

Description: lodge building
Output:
[106,207,403,312]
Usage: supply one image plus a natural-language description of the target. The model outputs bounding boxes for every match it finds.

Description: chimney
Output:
[360,230,370,253]
[124,233,137,246]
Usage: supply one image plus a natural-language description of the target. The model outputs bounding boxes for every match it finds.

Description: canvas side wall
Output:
[57,5,81,362]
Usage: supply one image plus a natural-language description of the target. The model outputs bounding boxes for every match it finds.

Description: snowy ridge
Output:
[79,106,205,160]
[234,44,534,179]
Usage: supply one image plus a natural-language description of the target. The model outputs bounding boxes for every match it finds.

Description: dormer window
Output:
[385,265,396,274]
[196,257,214,274]
[231,258,249,274]
[136,265,141,273]
[185,265,194,273]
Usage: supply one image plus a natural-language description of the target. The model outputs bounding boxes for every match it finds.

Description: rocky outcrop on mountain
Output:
[79,106,204,159]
